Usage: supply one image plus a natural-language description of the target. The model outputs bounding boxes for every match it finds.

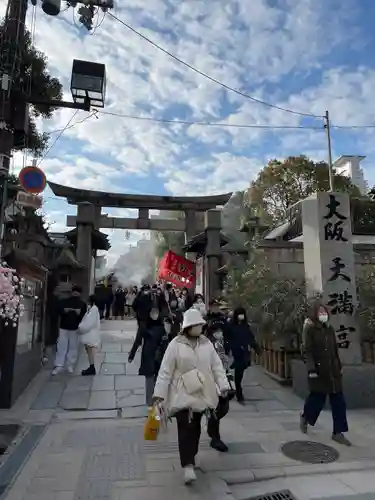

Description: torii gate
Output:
[48,182,232,300]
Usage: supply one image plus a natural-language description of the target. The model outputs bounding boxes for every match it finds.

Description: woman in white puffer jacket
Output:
[153,308,229,485]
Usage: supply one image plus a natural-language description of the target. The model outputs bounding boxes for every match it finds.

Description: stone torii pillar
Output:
[204,209,222,303]
[76,202,95,300]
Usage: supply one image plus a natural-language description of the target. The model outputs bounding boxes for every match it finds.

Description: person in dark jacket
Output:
[168,296,183,339]
[203,300,231,452]
[104,286,114,320]
[128,306,167,406]
[52,285,87,375]
[133,285,153,329]
[227,307,261,404]
[300,303,351,446]
[113,287,126,319]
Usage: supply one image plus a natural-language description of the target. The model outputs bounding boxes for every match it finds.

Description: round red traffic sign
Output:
[18,166,46,194]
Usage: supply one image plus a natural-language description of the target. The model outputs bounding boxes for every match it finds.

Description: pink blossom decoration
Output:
[0,264,24,326]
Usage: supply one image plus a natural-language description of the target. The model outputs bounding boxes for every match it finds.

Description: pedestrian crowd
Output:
[50,282,353,485]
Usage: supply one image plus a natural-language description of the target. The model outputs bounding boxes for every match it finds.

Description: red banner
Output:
[158,250,195,288]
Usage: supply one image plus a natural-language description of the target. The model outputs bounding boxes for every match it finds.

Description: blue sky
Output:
[1,0,375,265]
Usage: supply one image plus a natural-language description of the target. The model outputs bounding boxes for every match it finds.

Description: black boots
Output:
[210,438,229,453]
[82,365,96,376]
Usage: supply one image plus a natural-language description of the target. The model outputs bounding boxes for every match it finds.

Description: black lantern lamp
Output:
[71,59,106,109]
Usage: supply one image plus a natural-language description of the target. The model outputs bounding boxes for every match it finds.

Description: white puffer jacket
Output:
[153,334,230,414]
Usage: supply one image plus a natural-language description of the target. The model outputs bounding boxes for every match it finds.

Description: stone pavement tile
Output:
[88,391,116,410]
[285,475,356,499]
[225,441,265,454]
[116,393,145,408]
[91,375,115,391]
[133,388,146,395]
[122,343,132,352]
[112,484,213,500]
[121,406,148,419]
[31,382,65,410]
[75,478,112,500]
[59,390,90,410]
[332,471,375,494]
[100,363,125,374]
[105,353,129,363]
[115,375,144,390]
[126,362,141,375]
[147,471,182,486]
[242,386,274,400]
[23,409,55,424]
[146,458,176,472]
[255,400,289,411]
[233,417,284,432]
[101,343,122,352]
[116,389,132,399]
[228,402,259,414]
[315,495,375,500]
[64,377,93,392]
[54,410,118,421]
[27,476,78,493]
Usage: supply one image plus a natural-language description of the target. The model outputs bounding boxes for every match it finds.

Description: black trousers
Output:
[175,410,203,467]
[234,368,245,401]
[207,397,229,440]
[303,391,348,434]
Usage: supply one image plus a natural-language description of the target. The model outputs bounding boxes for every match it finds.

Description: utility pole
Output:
[0,0,29,256]
[324,110,334,192]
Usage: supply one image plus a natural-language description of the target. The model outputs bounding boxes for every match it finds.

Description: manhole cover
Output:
[247,490,297,500]
[281,440,339,464]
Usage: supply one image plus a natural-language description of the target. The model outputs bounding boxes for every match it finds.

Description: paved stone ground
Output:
[3,320,375,500]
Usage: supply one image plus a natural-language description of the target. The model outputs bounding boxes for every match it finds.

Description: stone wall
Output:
[257,241,375,279]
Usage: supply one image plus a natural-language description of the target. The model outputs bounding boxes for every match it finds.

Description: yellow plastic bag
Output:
[144,405,161,441]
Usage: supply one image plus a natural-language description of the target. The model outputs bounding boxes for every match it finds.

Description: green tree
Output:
[0,23,63,155]
[247,155,361,224]
[155,231,185,258]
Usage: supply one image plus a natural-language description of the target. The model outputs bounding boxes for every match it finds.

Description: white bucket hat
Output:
[182,308,206,330]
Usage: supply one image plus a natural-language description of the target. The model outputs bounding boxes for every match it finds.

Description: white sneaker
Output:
[66,366,74,374]
[183,466,196,485]
[52,367,64,376]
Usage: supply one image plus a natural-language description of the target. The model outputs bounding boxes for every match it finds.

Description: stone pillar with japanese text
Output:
[302,191,361,365]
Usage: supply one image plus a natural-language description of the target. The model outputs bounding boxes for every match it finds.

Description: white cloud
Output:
[1,0,374,265]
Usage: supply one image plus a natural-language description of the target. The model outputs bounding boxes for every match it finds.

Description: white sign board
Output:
[16,191,42,210]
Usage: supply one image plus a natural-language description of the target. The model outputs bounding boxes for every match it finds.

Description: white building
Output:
[333,155,367,195]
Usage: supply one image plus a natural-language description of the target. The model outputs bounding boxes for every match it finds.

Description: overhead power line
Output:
[37,110,79,166]
[48,111,98,134]
[107,12,322,120]
[96,110,323,130]
[45,108,375,134]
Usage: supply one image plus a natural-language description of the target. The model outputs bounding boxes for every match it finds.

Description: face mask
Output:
[188,325,202,337]
[213,330,222,340]
[170,301,177,308]
[319,314,329,323]
[238,314,245,321]
[197,299,203,304]
[144,290,150,295]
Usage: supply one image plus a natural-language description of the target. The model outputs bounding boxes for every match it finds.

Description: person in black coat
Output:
[203,300,232,452]
[132,286,153,329]
[227,307,261,404]
[128,306,167,406]
[113,287,126,319]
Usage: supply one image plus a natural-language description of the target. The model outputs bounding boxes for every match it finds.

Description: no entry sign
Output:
[18,166,47,194]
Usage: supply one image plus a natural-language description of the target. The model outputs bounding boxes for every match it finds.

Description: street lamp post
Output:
[0,0,111,257]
